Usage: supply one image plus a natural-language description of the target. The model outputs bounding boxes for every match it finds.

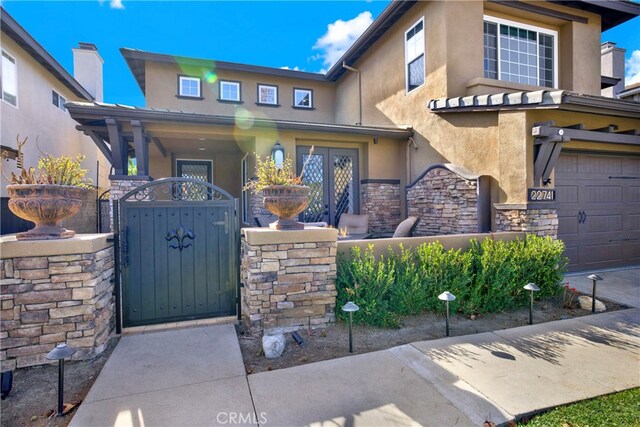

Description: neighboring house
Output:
[66,0,639,276]
[0,8,109,234]
[619,82,640,102]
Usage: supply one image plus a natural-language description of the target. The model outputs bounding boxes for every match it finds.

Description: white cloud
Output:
[626,49,640,85]
[99,0,125,9]
[280,66,301,71]
[312,11,373,69]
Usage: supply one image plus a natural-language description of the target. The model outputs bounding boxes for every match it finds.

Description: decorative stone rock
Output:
[578,296,606,312]
[262,334,286,359]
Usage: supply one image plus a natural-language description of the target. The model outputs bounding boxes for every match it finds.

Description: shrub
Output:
[336,235,567,327]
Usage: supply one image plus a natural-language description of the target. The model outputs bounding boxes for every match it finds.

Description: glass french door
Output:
[297,146,359,227]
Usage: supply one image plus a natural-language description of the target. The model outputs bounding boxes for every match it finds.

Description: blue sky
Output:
[3,1,639,106]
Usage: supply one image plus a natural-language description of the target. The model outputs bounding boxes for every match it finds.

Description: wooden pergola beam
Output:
[106,118,127,176]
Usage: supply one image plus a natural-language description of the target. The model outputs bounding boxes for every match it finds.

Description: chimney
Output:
[601,41,626,98]
[72,42,104,102]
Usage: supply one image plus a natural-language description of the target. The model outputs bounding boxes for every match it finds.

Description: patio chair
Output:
[337,213,369,239]
[366,216,420,239]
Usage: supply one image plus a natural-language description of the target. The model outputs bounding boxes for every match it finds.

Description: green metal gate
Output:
[118,178,239,327]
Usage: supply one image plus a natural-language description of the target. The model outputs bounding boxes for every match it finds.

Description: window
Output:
[483,16,557,88]
[293,88,313,109]
[51,90,67,112]
[2,51,18,107]
[178,76,201,98]
[257,84,278,106]
[405,18,425,92]
[219,80,241,102]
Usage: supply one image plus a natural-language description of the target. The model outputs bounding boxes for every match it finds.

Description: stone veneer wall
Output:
[495,208,558,237]
[241,227,338,335]
[0,235,114,371]
[406,165,482,236]
[61,188,98,234]
[109,177,152,231]
[249,189,270,225]
[361,180,402,233]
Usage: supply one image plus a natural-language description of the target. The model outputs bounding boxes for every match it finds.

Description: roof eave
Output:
[0,8,94,101]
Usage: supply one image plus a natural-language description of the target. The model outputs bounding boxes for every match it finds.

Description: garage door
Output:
[556,152,640,271]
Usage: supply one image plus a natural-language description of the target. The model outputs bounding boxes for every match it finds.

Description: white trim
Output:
[293,88,313,108]
[178,76,201,97]
[219,80,241,102]
[257,84,278,105]
[483,14,559,89]
[51,89,67,112]
[1,49,18,109]
[175,158,214,184]
[404,16,425,94]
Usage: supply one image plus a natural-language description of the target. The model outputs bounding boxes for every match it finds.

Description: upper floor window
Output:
[405,18,425,93]
[257,84,278,106]
[51,90,67,112]
[483,16,557,88]
[2,51,18,107]
[293,88,313,109]
[219,80,241,102]
[178,76,201,98]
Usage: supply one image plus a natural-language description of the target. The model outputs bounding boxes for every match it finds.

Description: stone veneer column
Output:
[495,205,558,237]
[109,176,152,232]
[361,180,402,233]
[0,234,114,371]
[241,227,338,335]
[406,164,490,236]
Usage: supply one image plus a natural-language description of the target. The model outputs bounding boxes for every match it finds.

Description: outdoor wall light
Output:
[45,343,77,416]
[437,291,456,337]
[342,301,360,353]
[523,283,540,325]
[587,273,603,313]
[271,141,285,169]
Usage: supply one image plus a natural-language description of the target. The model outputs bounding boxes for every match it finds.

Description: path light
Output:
[438,291,456,337]
[45,343,77,416]
[523,283,540,325]
[342,301,359,353]
[587,273,603,313]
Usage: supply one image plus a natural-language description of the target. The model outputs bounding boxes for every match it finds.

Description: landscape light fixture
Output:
[342,301,359,353]
[45,343,77,416]
[271,141,285,169]
[437,291,456,337]
[587,273,603,313]
[523,283,540,325]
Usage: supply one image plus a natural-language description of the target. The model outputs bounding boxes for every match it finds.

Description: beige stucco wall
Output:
[0,37,109,198]
[144,61,336,124]
[332,0,611,206]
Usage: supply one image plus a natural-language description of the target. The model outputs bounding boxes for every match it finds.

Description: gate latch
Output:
[212,211,229,234]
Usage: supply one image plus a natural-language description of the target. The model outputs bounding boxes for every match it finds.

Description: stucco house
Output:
[66,0,639,275]
[0,8,110,235]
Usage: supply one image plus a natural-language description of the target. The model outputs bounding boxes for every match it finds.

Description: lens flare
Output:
[205,71,218,84]
[235,108,255,130]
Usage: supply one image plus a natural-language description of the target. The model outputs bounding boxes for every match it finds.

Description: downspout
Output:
[406,137,417,183]
[342,62,362,126]
[240,151,249,223]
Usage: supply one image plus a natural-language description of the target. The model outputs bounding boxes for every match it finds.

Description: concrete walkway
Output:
[565,267,640,307]
[70,323,256,427]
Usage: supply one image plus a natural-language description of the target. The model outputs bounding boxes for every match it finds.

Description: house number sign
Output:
[528,188,556,202]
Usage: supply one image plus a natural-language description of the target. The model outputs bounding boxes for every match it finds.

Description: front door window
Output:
[297,147,359,226]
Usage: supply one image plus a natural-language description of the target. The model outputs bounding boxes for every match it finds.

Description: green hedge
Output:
[336,235,568,328]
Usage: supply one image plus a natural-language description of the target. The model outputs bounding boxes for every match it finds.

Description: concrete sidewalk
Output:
[565,267,639,307]
[249,308,639,426]
[70,323,256,427]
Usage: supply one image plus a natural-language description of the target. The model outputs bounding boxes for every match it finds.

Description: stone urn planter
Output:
[262,185,310,230]
[7,184,85,240]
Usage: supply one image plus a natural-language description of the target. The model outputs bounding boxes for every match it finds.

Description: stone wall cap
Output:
[242,227,338,245]
[1,233,113,259]
[494,202,558,210]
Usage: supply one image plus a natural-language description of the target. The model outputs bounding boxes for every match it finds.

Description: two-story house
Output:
[67,0,639,272]
[0,8,110,234]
